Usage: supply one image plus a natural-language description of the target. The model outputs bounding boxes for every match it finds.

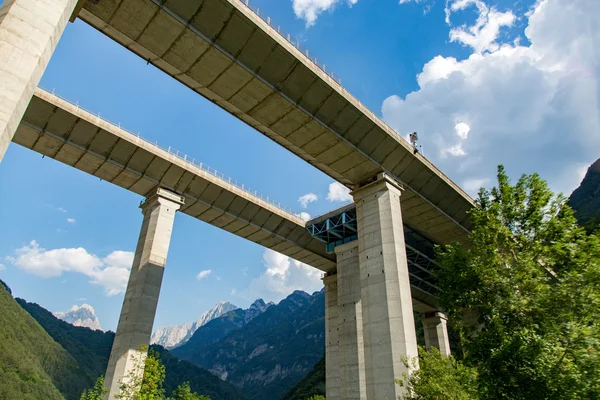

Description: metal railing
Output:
[238,0,343,85]
[37,86,301,219]
[237,0,417,152]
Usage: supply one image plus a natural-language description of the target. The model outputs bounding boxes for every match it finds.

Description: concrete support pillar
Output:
[352,173,419,400]
[105,188,184,399]
[421,312,451,356]
[335,241,366,400]
[323,273,340,400]
[0,0,80,162]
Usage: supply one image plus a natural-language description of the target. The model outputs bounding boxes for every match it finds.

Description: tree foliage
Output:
[399,347,478,400]
[109,346,210,400]
[80,376,107,400]
[433,166,600,399]
[170,382,210,400]
[0,279,84,400]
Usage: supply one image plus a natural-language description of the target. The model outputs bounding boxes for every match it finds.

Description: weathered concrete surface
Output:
[14,88,334,271]
[0,0,79,161]
[78,0,475,247]
[422,312,451,356]
[335,241,366,400]
[324,273,340,400]
[15,88,443,312]
[353,173,419,400]
[105,188,184,399]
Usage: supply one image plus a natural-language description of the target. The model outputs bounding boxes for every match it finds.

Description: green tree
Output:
[169,382,209,400]
[80,376,108,400]
[398,347,478,400]
[305,396,325,400]
[435,166,600,399]
[108,346,210,400]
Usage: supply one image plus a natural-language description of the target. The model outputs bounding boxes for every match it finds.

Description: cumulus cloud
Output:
[382,0,600,197]
[6,241,133,296]
[298,193,318,208]
[237,249,323,303]
[297,212,312,222]
[446,0,516,53]
[293,0,358,27]
[326,182,353,202]
[67,218,76,224]
[196,269,212,280]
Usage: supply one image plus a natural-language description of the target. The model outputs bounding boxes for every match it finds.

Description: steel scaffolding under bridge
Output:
[307,205,442,298]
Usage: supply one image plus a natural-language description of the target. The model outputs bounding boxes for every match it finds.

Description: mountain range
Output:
[569,157,600,232]
[0,275,327,400]
[54,304,103,331]
[173,290,326,400]
[0,278,247,400]
[151,301,239,348]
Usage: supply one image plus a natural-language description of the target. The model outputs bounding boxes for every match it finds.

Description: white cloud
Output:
[297,212,312,222]
[326,182,353,202]
[298,193,318,208]
[67,218,76,224]
[57,207,67,213]
[446,0,516,53]
[382,0,600,197]
[0,263,5,270]
[455,122,471,139]
[238,249,323,303]
[293,0,358,27]
[196,269,212,280]
[6,241,133,296]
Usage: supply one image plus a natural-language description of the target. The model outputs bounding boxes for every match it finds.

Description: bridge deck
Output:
[16,88,335,271]
[78,0,475,247]
[15,88,437,311]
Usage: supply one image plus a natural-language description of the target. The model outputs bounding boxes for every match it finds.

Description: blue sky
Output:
[1,0,598,332]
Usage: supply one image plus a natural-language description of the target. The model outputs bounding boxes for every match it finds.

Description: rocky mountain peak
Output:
[569,157,600,230]
[54,304,102,331]
[152,301,238,349]
[590,158,600,173]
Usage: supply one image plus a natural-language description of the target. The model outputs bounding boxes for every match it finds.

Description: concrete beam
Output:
[422,312,451,356]
[352,173,419,400]
[104,188,185,399]
[0,0,78,162]
[323,272,340,400]
[335,241,366,400]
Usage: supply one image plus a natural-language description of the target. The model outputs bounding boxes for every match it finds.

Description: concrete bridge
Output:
[0,1,472,399]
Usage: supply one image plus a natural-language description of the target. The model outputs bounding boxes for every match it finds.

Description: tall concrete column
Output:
[0,0,80,161]
[335,241,366,400]
[422,312,451,356]
[352,173,419,400]
[323,272,340,400]
[105,188,184,399]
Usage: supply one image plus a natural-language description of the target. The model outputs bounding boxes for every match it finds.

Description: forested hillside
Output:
[569,157,600,232]
[176,290,326,400]
[0,280,82,400]
[16,298,247,400]
[280,356,325,400]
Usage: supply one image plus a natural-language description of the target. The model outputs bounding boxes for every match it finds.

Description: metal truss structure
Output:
[307,209,440,297]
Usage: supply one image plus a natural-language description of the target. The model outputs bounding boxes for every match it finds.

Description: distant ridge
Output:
[151,301,238,349]
[174,290,325,400]
[54,304,103,331]
[569,157,600,232]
